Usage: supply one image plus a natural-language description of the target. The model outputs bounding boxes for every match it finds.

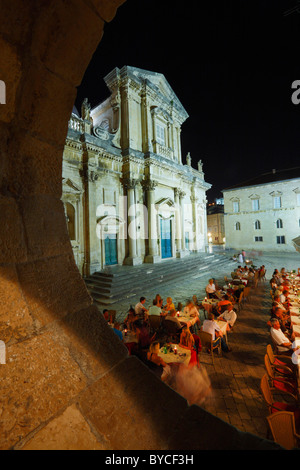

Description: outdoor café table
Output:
[177,312,199,327]
[158,344,191,366]
[216,320,230,344]
[202,298,219,309]
[122,329,138,344]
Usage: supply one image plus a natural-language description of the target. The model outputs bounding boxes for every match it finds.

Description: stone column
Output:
[174,188,181,254]
[191,194,199,252]
[143,179,160,263]
[179,191,186,252]
[175,190,189,258]
[122,177,142,266]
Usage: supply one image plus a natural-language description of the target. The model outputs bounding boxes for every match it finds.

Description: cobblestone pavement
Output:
[97,250,300,441]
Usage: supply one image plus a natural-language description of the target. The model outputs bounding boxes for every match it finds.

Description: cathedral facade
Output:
[62,66,211,276]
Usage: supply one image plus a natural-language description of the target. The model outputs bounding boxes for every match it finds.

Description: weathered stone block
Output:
[78,356,188,450]
[8,134,64,196]
[19,404,105,450]
[17,59,76,145]
[0,265,34,342]
[0,34,22,123]
[16,254,92,328]
[86,0,127,22]
[0,331,87,450]
[17,196,72,260]
[52,305,128,380]
[30,0,105,86]
[0,196,27,263]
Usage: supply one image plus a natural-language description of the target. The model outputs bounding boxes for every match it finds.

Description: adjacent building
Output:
[207,202,225,245]
[62,66,211,276]
[223,167,300,252]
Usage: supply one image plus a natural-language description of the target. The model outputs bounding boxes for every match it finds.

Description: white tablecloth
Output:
[158,344,191,366]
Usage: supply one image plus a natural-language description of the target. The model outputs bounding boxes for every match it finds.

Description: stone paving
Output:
[96,250,300,441]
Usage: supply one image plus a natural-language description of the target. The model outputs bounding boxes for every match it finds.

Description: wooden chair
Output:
[267,412,300,449]
[264,354,298,401]
[243,286,250,302]
[260,374,300,421]
[266,344,296,379]
[148,315,161,334]
[198,330,221,363]
[237,291,244,311]
[162,319,182,343]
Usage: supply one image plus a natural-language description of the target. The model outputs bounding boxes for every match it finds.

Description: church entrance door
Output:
[104,234,118,265]
[160,218,172,259]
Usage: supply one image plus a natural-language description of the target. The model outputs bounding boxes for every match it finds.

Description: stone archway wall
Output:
[0,0,280,450]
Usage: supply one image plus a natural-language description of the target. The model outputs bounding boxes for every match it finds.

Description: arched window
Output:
[254,220,261,230]
[235,222,241,231]
[276,218,283,229]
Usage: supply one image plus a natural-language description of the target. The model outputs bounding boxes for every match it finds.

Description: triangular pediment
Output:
[104,66,188,122]
[62,178,82,193]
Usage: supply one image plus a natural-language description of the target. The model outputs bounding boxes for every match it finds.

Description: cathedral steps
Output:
[84,252,236,307]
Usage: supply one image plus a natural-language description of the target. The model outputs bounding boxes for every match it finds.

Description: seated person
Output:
[165,309,183,330]
[201,313,231,352]
[149,298,162,317]
[217,304,237,328]
[183,300,201,329]
[154,294,163,309]
[135,320,156,350]
[268,307,290,333]
[147,341,167,368]
[270,318,299,355]
[184,300,200,318]
[112,322,123,342]
[103,309,111,323]
[134,297,149,320]
[205,279,217,299]
[179,326,201,354]
[163,297,175,314]
[124,307,139,331]
[217,294,232,314]
[192,295,201,309]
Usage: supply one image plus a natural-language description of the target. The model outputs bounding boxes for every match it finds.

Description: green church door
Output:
[160,218,172,259]
[104,234,118,265]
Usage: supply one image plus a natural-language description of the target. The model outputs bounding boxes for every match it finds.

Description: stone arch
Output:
[0,0,279,451]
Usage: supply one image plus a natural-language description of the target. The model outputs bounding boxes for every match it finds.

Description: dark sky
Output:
[75,0,300,202]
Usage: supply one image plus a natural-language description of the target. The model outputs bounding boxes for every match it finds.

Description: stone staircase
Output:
[84,252,236,307]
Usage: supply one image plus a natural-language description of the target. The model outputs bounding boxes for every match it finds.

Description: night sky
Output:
[75,0,300,202]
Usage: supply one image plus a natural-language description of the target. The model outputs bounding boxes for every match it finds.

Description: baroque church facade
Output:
[62,66,211,276]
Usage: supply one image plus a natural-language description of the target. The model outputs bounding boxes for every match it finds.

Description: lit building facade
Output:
[223,168,300,252]
[62,66,211,275]
[207,204,225,245]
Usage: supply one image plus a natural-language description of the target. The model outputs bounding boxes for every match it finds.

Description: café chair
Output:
[198,331,221,364]
[266,344,297,379]
[237,291,244,311]
[267,411,300,450]
[162,319,182,343]
[243,286,250,302]
[148,315,161,334]
[264,354,299,401]
[260,374,300,426]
